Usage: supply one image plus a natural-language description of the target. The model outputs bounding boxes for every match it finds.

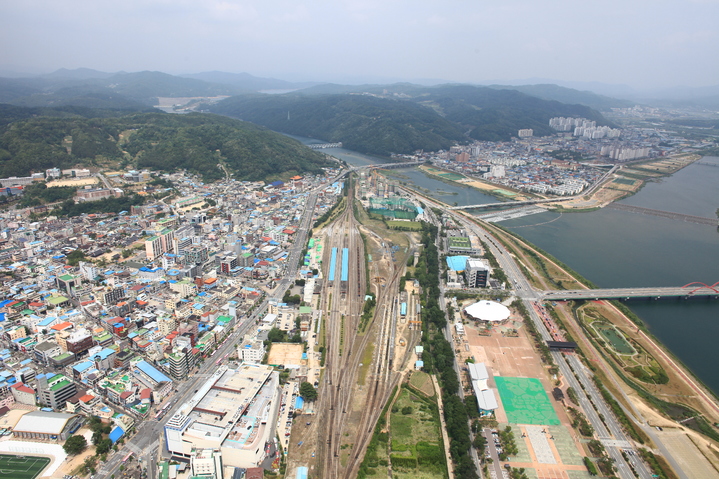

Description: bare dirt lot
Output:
[267,343,303,367]
[47,177,98,188]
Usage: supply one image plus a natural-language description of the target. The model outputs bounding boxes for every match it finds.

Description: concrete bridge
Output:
[308,142,343,149]
[367,161,425,169]
[697,161,719,168]
[450,197,573,210]
[606,203,718,226]
[541,282,719,301]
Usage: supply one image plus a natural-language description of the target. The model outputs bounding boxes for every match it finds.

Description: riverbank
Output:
[544,153,702,211]
[416,165,531,202]
[414,154,701,214]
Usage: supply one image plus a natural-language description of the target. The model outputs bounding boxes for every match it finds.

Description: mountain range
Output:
[1,67,715,172]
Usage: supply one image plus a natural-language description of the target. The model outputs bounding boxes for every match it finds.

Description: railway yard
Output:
[285,181,422,478]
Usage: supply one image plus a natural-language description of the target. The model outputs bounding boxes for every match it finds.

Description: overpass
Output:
[540,282,719,301]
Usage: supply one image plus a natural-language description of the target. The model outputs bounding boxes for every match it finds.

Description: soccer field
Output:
[0,454,50,479]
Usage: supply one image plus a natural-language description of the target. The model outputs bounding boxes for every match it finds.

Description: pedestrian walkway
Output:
[432,375,455,479]
[525,426,556,464]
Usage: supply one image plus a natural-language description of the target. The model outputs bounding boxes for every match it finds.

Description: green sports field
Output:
[0,454,50,479]
[495,377,560,425]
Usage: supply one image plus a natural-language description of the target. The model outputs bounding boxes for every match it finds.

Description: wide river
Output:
[293,136,719,395]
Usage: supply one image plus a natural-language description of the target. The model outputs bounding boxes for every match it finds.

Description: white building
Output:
[164,364,280,469]
[191,448,224,479]
[78,261,98,281]
[237,340,266,363]
[467,363,499,415]
[518,129,533,138]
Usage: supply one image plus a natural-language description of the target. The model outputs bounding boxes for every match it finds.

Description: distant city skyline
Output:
[1,0,718,91]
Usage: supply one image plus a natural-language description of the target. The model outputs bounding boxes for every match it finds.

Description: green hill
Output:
[0,71,243,109]
[211,85,611,153]
[485,84,634,110]
[0,109,330,182]
[414,84,612,142]
[211,94,467,156]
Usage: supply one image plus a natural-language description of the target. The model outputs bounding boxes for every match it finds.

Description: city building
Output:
[237,340,265,363]
[36,372,77,409]
[518,129,533,138]
[146,228,175,261]
[164,364,280,468]
[465,258,489,288]
[12,410,84,441]
[190,448,224,479]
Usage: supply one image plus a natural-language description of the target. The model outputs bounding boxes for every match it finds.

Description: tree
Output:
[267,327,287,343]
[299,381,318,401]
[95,437,112,455]
[66,249,86,266]
[63,435,87,455]
[92,430,103,445]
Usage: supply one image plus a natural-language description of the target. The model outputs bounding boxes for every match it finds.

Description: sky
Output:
[1,0,718,90]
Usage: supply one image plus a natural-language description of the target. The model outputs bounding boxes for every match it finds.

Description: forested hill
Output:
[210,85,611,154]
[210,94,468,156]
[415,84,612,141]
[0,108,331,182]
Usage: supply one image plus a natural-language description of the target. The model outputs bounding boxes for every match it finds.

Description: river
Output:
[292,135,719,396]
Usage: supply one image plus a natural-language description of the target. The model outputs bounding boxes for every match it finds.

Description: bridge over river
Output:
[605,203,718,226]
[541,282,719,301]
[307,142,343,149]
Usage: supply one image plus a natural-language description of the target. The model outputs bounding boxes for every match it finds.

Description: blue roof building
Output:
[135,360,172,386]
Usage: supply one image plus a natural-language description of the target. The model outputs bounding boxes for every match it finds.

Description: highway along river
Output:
[294,136,719,396]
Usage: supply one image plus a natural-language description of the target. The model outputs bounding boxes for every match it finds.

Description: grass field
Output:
[361,386,447,478]
[0,454,50,479]
[495,377,560,425]
[437,172,465,181]
[386,220,423,230]
[613,178,636,185]
[409,371,435,397]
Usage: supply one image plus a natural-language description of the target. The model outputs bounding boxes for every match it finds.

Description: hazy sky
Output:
[1,0,718,89]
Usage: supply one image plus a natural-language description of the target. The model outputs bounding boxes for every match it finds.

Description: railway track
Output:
[316,184,420,478]
[342,240,414,478]
[318,186,367,478]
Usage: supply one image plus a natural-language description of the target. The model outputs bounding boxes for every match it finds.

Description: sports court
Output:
[0,454,50,479]
[495,377,560,425]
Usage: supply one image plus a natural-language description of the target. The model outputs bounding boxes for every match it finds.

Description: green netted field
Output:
[495,377,560,425]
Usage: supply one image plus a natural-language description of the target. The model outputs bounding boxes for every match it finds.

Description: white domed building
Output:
[464,300,511,324]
